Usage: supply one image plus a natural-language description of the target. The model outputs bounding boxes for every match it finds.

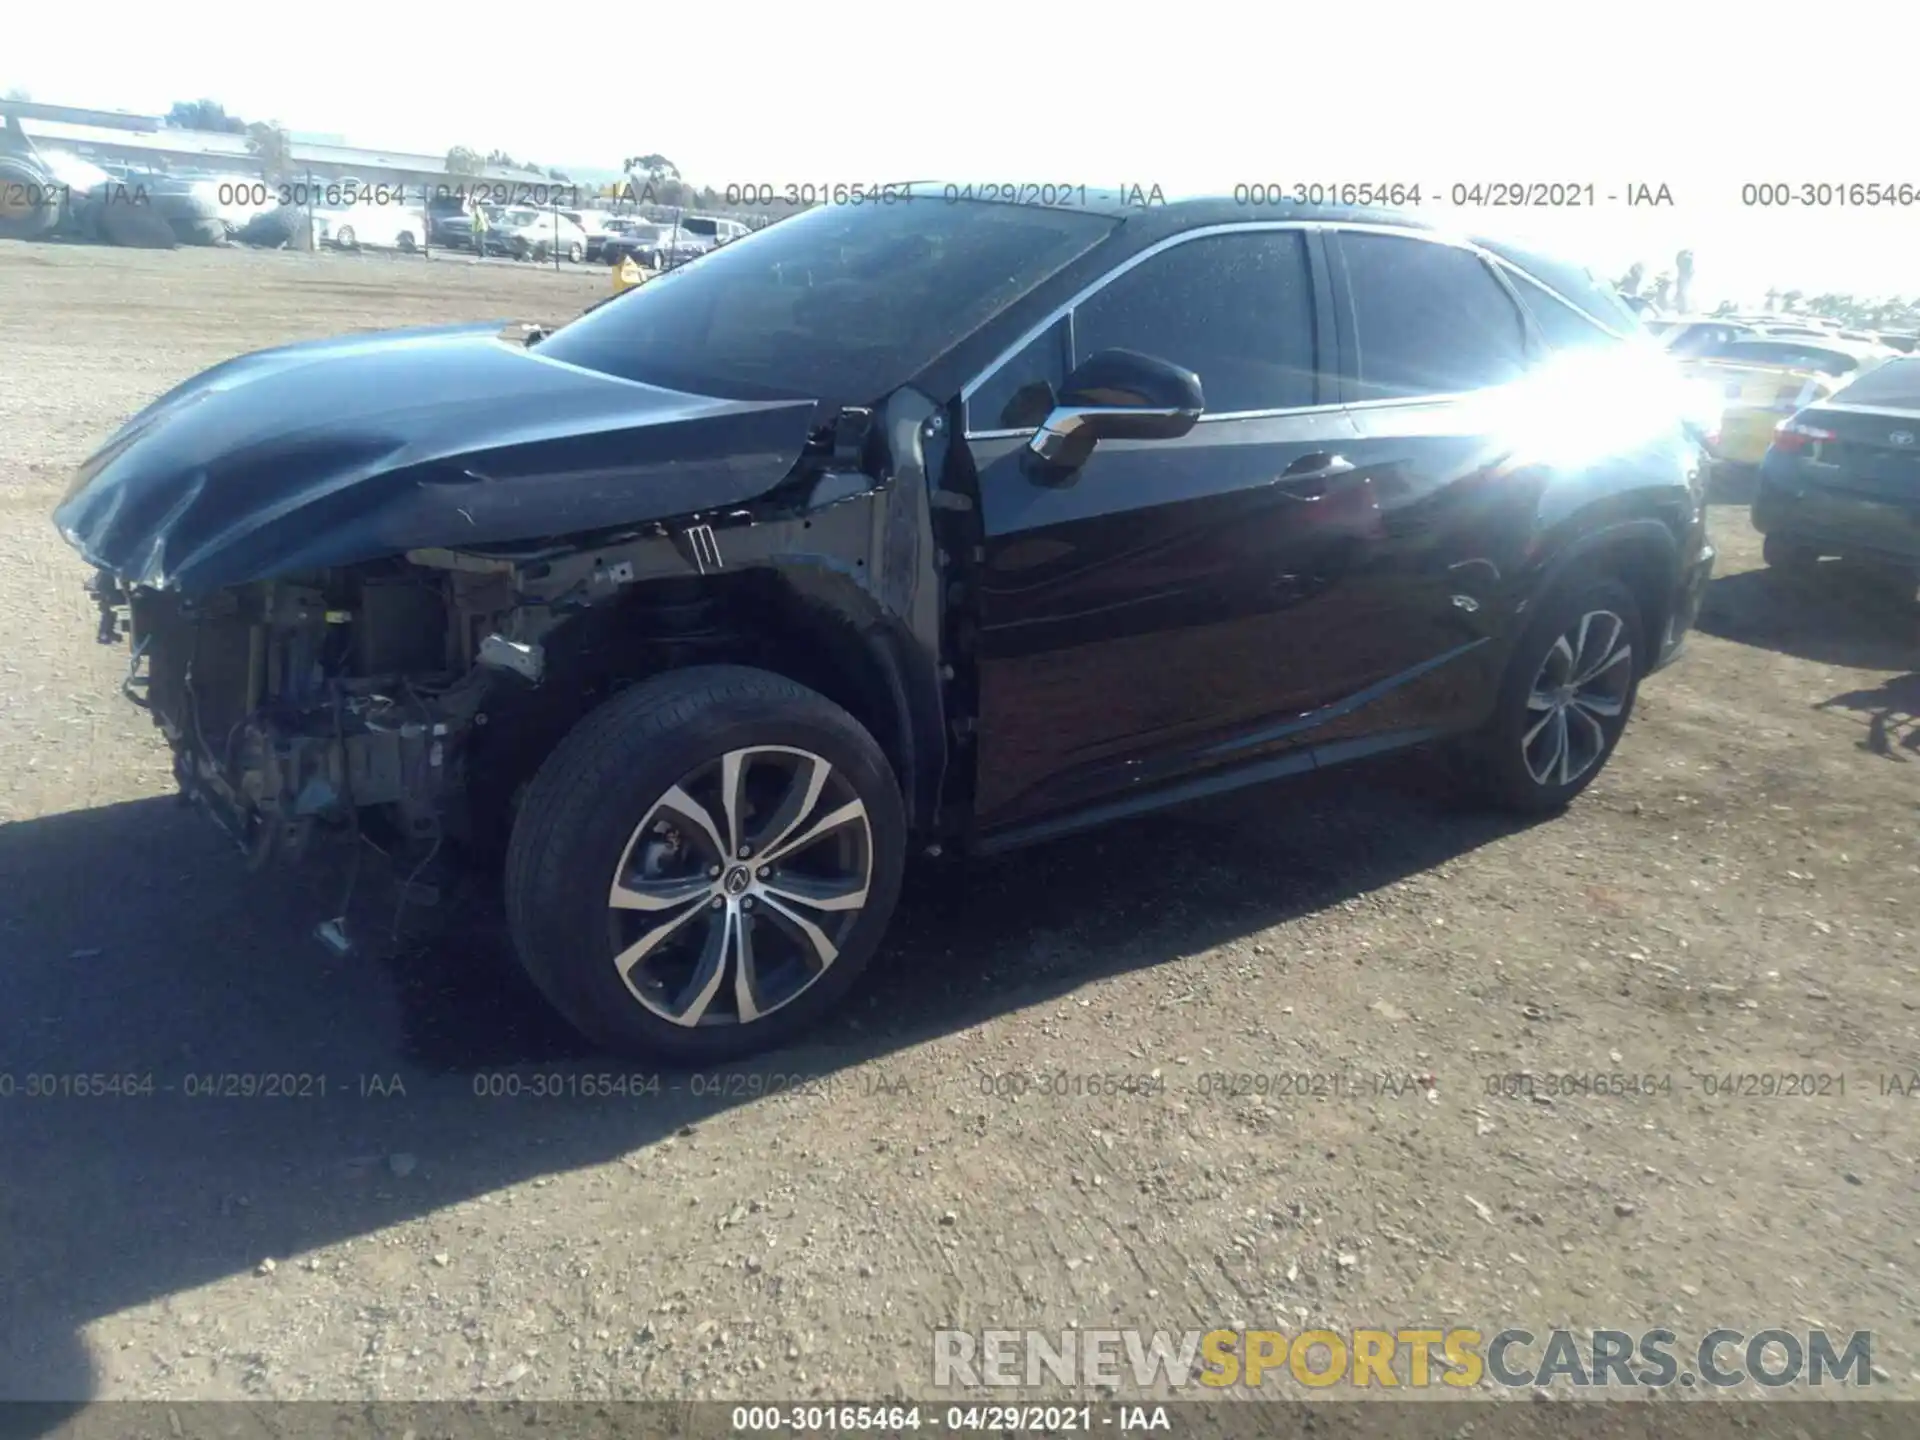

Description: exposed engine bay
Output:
[100,558,516,868]
[84,389,958,881]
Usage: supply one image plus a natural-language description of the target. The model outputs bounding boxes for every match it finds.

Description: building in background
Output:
[0,99,548,192]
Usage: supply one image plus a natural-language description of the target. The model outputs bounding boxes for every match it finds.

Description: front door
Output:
[964,227,1388,831]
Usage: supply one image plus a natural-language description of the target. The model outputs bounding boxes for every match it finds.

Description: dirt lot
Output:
[0,241,1916,1413]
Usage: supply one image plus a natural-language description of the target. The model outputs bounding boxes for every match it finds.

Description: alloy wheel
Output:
[605,746,873,1027]
[1521,610,1633,787]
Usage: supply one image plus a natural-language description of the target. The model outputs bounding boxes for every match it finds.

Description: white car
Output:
[484,207,589,262]
[313,201,428,253]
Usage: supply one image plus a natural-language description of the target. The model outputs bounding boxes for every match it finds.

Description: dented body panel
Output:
[54,321,822,594]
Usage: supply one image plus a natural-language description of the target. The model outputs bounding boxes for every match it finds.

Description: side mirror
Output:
[1027,349,1204,466]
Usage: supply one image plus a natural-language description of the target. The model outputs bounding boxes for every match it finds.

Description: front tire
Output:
[1461,575,1643,813]
[504,666,906,1063]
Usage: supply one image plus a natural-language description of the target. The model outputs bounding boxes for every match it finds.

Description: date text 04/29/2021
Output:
[729,1405,1169,1432]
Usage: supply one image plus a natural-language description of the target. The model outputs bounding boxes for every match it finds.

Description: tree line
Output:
[1614,248,1917,331]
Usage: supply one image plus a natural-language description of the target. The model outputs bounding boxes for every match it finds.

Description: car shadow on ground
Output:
[0,754,1538,1407]
[1816,672,1920,760]
[1696,560,1919,671]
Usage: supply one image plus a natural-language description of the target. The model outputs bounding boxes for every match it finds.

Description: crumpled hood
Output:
[54,321,819,593]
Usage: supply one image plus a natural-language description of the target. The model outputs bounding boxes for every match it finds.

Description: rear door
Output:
[1316,227,1544,744]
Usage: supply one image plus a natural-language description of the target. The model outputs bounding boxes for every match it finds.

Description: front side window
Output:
[969,317,1069,432]
[1070,231,1318,414]
[1339,232,1528,399]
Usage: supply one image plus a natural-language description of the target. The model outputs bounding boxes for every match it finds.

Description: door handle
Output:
[1275,453,1356,499]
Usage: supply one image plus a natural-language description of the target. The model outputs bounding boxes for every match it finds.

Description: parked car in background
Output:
[427,193,476,247]
[1681,336,1896,466]
[653,214,752,266]
[558,208,616,250]
[483,206,588,262]
[55,193,1715,1062]
[313,200,427,253]
[1655,318,1761,358]
[1880,332,1919,354]
[192,175,279,234]
[1753,354,1920,579]
[596,218,672,268]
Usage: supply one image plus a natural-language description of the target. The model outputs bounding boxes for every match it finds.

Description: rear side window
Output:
[1071,231,1319,414]
[1338,232,1528,399]
[1828,356,1920,406]
[1507,273,1619,354]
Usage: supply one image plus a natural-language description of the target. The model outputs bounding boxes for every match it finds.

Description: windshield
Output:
[1828,356,1920,407]
[538,200,1119,404]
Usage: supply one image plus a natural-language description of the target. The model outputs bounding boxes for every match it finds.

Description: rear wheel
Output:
[334,224,357,249]
[1460,575,1643,813]
[504,666,906,1063]
[566,240,583,263]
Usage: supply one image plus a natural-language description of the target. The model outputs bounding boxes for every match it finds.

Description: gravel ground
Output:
[0,241,1916,1411]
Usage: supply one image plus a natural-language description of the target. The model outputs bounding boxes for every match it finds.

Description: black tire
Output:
[97,202,177,249]
[396,231,416,252]
[1459,574,1644,813]
[334,224,357,249]
[504,665,907,1063]
[176,216,229,247]
[1762,534,1819,571]
[0,158,61,240]
[566,241,583,263]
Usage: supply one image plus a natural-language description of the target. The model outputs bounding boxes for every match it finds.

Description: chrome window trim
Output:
[960,220,1323,437]
[967,400,1351,442]
[1487,260,1634,345]
[959,217,1631,437]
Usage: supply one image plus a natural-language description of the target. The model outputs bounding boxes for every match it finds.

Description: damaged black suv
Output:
[55,192,1714,1062]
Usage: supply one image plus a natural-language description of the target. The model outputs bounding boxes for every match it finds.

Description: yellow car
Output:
[1679,336,1896,465]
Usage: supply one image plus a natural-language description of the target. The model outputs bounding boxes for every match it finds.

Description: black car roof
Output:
[911,188,1614,297]
[903,185,1442,233]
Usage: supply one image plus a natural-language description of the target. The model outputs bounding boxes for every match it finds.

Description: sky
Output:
[10,0,1920,305]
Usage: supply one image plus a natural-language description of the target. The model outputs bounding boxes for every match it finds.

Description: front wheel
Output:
[566,241,583,263]
[504,666,906,1063]
[1460,576,1643,813]
[334,224,356,249]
